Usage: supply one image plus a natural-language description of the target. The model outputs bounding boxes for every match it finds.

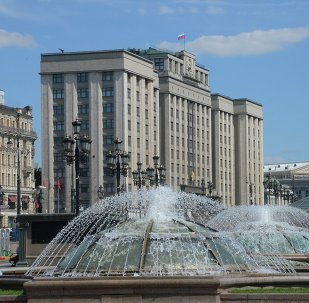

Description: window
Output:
[103,103,114,113]
[53,121,64,131]
[102,72,113,81]
[136,91,140,101]
[127,88,131,99]
[137,107,140,117]
[53,89,64,99]
[103,119,114,129]
[77,72,88,82]
[80,184,89,193]
[104,183,114,193]
[53,74,63,84]
[145,94,148,104]
[103,135,114,145]
[128,104,131,115]
[78,104,89,114]
[154,58,164,71]
[80,168,89,177]
[53,105,64,115]
[145,109,148,119]
[81,120,89,130]
[54,153,63,162]
[77,88,89,98]
[54,168,65,178]
[54,137,64,146]
[103,87,114,97]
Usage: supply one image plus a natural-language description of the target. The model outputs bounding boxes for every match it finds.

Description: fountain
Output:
[208,205,309,271]
[22,188,309,302]
[27,188,302,278]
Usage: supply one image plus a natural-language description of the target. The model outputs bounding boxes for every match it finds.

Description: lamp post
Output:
[7,109,28,266]
[63,119,92,216]
[146,155,166,187]
[207,180,214,197]
[97,185,104,200]
[0,186,5,224]
[7,109,22,215]
[263,174,272,204]
[201,179,206,195]
[106,138,130,195]
[132,162,148,189]
[246,179,254,205]
[272,180,281,205]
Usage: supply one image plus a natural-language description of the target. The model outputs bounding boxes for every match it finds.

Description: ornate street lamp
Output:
[106,138,130,195]
[7,108,27,266]
[207,180,214,197]
[132,162,148,189]
[146,155,166,187]
[63,119,92,216]
[97,185,104,200]
[272,180,281,204]
[201,179,206,196]
[7,109,22,215]
[263,174,272,204]
[246,179,254,205]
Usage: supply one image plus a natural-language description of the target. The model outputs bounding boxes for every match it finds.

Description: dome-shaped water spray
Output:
[27,189,302,277]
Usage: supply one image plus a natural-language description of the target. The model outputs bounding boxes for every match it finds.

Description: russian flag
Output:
[178,33,185,41]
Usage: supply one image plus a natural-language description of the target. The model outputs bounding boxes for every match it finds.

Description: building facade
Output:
[41,50,160,213]
[211,95,263,205]
[0,102,37,227]
[136,49,212,190]
[41,48,264,212]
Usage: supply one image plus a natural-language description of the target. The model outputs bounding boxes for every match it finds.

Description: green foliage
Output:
[0,289,24,296]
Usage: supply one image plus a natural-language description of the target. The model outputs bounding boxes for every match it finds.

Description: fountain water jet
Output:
[208,205,309,271]
[27,188,306,278]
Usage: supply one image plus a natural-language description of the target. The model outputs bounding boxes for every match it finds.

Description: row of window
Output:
[53,87,114,99]
[54,120,89,131]
[52,72,114,84]
[170,149,210,164]
[53,103,114,115]
[170,109,209,126]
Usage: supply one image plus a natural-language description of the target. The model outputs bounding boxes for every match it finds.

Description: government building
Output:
[40,48,263,213]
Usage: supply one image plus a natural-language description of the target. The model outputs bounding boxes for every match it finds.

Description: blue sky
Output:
[0,0,308,166]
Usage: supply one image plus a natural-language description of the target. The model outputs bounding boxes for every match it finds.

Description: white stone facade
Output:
[0,105,37,227]
[41,50,159,212]
[41,48,264,212]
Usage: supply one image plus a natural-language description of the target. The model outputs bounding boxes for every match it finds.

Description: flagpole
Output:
[184,32,186,51]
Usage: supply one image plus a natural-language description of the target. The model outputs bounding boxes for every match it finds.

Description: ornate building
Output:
[0,100,37,227]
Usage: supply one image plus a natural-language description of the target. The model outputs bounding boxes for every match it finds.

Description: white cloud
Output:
[0,29,37,48]
[157,27,309,57]
[159,5,175,14]
[137,8,148,16]
[206,5,225,14]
